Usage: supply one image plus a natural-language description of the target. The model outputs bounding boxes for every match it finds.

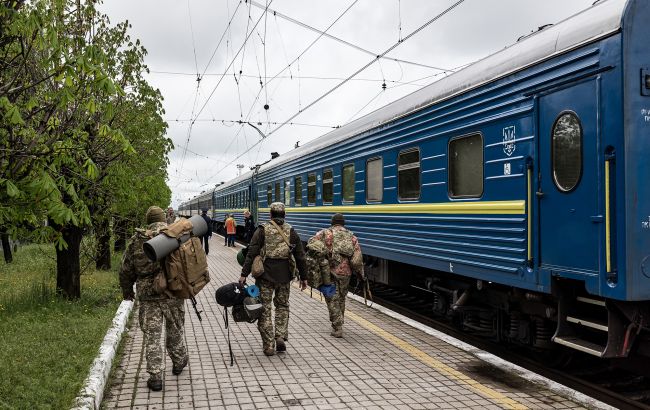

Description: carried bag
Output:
[215,282,247,307]
[159,219,210,320]
[305,235,332,288]
[251,254,264,278]
[152,270,168,295]
[215,283,262,367]
[163,235,210,298]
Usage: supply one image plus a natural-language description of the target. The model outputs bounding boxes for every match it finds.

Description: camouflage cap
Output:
[146,206,166,224]
[269,202,285,214]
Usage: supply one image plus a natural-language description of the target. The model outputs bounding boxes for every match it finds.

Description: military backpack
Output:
[305,233,332,288]
[159,219,210,300]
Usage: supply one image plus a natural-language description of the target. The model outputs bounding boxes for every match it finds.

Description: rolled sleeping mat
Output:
[143,215,208,261]
[245,284,260,298]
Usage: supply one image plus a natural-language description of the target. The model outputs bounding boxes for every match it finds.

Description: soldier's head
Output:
[201,209,207,216]
[146,206,166,224]
[167,207,174,215]
[270,202,285,219]
[331,213,345,226]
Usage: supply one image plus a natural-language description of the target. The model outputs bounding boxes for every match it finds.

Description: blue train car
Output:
[183,0,650,359]
[212,173,255,237]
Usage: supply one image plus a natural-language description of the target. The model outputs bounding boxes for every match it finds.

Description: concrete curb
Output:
[71,300,134,410]
[348,293,615,410]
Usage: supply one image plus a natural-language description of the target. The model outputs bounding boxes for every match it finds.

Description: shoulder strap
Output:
[269,220,293,249]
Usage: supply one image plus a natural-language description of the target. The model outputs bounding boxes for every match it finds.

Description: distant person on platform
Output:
[200,209,212,255]
[166,207,175,225]
[119,206,188,391]
[225,213,237,247]
[223,214,229,246]
[239,202,308,356]
[312,213,364,338]
[244,210,256,244]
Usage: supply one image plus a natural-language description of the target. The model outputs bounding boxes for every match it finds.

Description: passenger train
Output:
[180,0,650,359]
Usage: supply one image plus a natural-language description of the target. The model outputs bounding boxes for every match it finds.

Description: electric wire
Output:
[214,0,360,158]
[187,0,199,75]
[201,0,467,183]
[168,119,338,129]
[201,0,243,79]
[192,0,274,126]
[149,70,430,86]
[247,0,452,72]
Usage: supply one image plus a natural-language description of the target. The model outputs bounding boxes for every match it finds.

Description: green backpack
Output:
[305,234,332,288]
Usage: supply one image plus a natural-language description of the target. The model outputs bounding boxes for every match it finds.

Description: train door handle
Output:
[536,190,545,198]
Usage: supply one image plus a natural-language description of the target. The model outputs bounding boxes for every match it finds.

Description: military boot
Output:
[275,337,286,352]
[330,327,343,338]
[147,374,163,391]
[263,346,275,356]
[172,355,188,375]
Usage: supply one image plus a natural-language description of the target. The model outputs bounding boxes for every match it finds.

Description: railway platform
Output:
[103,236,601,410]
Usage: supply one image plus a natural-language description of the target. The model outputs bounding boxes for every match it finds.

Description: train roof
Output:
[257,0,626,174]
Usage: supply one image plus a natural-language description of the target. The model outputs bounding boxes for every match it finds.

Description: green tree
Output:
[0,1,171,299]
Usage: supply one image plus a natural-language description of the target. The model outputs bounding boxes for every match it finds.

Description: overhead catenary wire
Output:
[148,70,431,87]
[202,0,467,183]
[266,0,467,138]
[201,0,243,79]
[176,0,244,176]
[168,119,339,129]
[202,0,359,170]
[187,0,200,76]
[247,0,452,72]
[191,0,274,127]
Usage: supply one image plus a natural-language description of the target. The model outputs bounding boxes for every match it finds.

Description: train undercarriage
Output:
[363,256,650,363]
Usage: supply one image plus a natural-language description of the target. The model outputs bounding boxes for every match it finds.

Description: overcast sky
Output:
[100,0,595,208]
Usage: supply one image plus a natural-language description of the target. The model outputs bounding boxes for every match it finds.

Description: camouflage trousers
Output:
[138,298,188,377]
[257,279,291,349]
[325,274,351,330]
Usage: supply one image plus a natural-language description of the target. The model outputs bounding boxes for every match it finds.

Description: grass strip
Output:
[0,244,122,409]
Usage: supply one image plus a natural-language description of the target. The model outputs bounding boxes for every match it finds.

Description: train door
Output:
[538,80,600,276]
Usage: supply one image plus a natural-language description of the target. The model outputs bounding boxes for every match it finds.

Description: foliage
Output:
[0,244,121,409]
[0,0,172,296]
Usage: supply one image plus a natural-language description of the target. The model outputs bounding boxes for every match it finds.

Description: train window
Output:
[552,112,582,192]
[275,182,280,202]
[308,173,316,205]
[284,180,291,206]
[323,169,333,204]
[449,133,483,198]
[398,148,421,200]
[342,164,355,203]
[295,176,302,206]
[366,157,383,202]
[267,184,272,205]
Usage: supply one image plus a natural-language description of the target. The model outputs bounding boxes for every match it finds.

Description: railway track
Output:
[356,281,650,410]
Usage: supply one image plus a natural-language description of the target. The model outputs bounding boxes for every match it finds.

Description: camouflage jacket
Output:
[241,218,308,282]
[313,225,363,277]
[119,221,167,300]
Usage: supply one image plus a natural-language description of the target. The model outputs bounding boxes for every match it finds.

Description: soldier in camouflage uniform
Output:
[239,202,308,356]
[166,207,175,225]
[312,213,364,338]
[119,206,188,391]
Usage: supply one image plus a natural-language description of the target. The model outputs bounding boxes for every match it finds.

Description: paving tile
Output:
[103,235,589,409]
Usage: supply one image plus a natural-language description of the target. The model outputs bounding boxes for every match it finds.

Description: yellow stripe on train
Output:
[259,200,525,215]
